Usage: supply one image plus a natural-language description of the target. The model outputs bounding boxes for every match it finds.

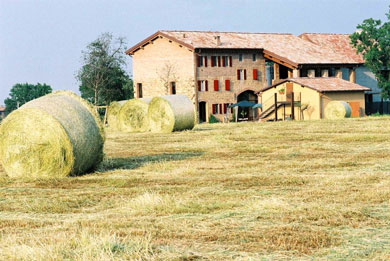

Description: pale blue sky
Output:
[0,0,388,104]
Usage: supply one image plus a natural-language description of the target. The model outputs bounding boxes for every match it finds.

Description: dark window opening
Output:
[239,54,243,62]
[329,68,336,77]
[252,54,256,61]
[137,83,143,98]
[211,56,217,67]
[170,82,176,95]
[279,64,289,79]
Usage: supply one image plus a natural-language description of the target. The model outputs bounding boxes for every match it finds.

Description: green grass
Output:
[1,117,390,260]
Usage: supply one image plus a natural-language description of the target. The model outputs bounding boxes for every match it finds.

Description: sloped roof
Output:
[259,77,370,93]
[299,33,364,63]
[126,30,363,66]
[0,106,6,112]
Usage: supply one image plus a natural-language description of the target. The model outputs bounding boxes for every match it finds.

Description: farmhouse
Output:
[126,30,371,122]
[0,106,7,120]
[257,77,369,121]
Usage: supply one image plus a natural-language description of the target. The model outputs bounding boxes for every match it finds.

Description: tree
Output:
[77,33,133,106]
[4,83,52,113]
[350,7,390,98]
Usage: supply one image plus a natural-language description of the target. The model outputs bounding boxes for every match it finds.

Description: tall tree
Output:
[77,33,133,106]
[4,83,52,113]
[350,7,390,98]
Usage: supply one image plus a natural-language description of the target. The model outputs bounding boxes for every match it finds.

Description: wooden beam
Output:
[264,53,297,70]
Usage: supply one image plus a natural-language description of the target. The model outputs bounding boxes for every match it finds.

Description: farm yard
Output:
[1,117,390,260]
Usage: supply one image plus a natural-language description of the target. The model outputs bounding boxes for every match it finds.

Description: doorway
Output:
[198,101,206,123]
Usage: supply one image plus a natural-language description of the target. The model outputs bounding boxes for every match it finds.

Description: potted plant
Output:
[278,87,285,95]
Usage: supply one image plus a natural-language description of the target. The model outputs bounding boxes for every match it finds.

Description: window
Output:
[229,56,233,67]
[221,56,229,67]
[225,79,230,91]
[252,54,256,61]
[137,83,143,98]
[197,80,208,92]
[197,56,203,67]
[211,56,217,67]
[239,54,243,62]
[217,56,221,67]
[213,80,219,91]
[204,56,208,67]
[170,82,176,95]
[212,104,219,114]
[253,69,258,80]
[329,68,336,77]
[219,104,222,114]
[223,103,228,114]
[237,69,247,80]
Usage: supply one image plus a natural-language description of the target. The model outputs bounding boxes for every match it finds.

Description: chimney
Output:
[215,35,221,46]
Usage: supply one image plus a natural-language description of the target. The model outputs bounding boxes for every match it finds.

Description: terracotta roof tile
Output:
[298,33,364,63]
[260,77,370,93]
[159,30,362,65]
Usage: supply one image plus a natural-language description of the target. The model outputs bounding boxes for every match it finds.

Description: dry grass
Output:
[1,117,390,260]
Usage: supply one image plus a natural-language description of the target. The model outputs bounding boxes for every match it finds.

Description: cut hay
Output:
[106,101,126,130]
[118,98,152,133]
[324,101,352,120]
[0,91,105,178]
[148,95,195,133]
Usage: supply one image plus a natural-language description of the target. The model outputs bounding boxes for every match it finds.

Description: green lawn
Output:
[1,117,390,260]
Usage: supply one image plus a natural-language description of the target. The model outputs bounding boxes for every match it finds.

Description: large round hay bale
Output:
[106,101,126,130]
[148,95,195,133]
[0,91,105,178]
[324,101,352,120]
[118,98,152,133]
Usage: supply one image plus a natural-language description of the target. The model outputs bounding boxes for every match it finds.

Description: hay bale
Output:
[106,101,126,130]
[0,91,105,178]
[118,98,152,133]
[148,95,195,133]
[324,101,352,120]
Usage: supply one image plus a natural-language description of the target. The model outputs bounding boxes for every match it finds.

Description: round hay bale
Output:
[148,95,195,133]
[0,91,105,178]
[106,101,126,130]
[324,101,352,120]
[118,98,152,133]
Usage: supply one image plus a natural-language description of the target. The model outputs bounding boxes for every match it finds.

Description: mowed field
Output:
[1,117,390,260]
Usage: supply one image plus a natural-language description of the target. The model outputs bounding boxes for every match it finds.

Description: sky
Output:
[0,0,388,104]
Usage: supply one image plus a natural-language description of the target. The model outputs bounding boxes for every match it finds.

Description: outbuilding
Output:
[257,77,370,121]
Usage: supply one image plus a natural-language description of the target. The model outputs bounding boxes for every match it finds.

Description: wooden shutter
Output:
[211,56,214,67]
[222,56,226,67]
[218,56,221,67]
[224,104,227,114]
[253,69,258,80]
[225,80,230,91]
[197,56,201,67]
[229,56,232,67]
[214,80,219,91]
[205,80,208,91]
[244,69,247,80]
[219,104,222,114]
[212,104,216,114]
[237,70,240,80]
[198,81,201,91]
[204,57,208,67]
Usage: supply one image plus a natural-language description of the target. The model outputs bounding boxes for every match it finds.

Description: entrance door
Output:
[199,102,206,123]
[286,82,293,102]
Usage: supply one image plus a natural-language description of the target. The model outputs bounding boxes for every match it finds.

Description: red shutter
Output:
[205,80,208,91]
[219,104,222,114]
[222,56,226,67]
[214,80,219,91]
[253,69,258,80]
[204,57,208,67]
[229,56,232,67]
[197,56,201,67]
[237,70,240,80]
[211,56,214,67]
[244,69,247,80]
[225,80,230,91]
[212,104,216,114]
[198,81,201,91]
[224,104,227,114]
[218,56,221,67]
